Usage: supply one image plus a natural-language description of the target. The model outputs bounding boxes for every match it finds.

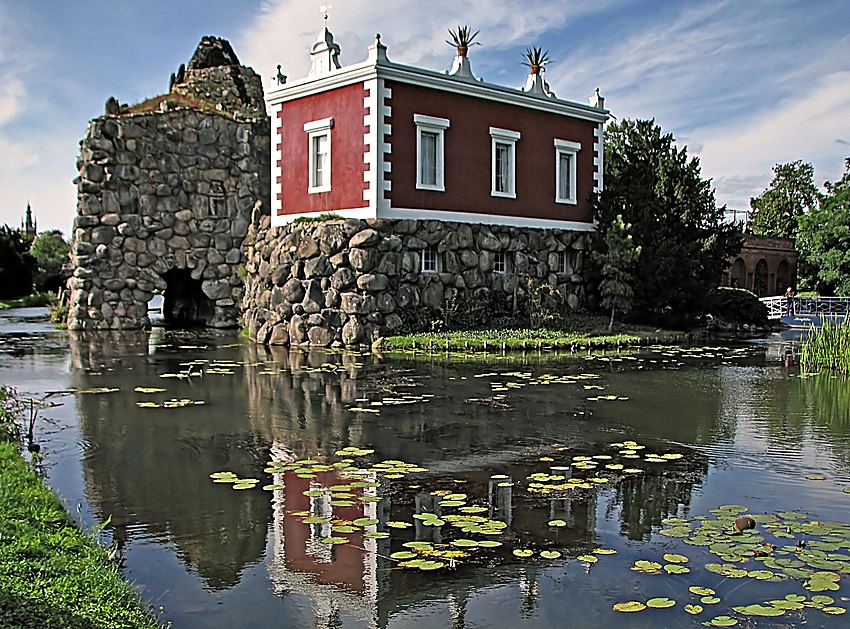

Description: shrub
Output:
[706,287,768,326]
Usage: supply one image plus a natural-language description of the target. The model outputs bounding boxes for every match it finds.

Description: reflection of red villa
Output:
[280,469,369,593]
[267,21,609,230]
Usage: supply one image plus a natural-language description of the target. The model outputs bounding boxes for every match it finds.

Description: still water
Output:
[1,307,849,628]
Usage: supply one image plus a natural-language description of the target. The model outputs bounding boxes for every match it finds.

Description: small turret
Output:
[309,11,342,77]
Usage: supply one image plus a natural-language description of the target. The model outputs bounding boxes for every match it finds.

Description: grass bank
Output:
[801,316,850,374]
[0,293,51,309]
[0,390,161,629]
[383,318,686,352]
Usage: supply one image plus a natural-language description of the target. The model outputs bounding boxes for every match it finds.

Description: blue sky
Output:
[1,0,849,233]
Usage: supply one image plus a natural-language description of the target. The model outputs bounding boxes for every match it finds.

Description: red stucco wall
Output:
[277,83,368,216]
[386,81,597,223]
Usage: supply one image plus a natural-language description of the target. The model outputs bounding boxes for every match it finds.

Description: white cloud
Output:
[0,76,25,126]
[697,70,850,208]
[238,0,615,92]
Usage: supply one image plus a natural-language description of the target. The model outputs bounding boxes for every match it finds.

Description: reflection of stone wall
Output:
[243,216,591,347]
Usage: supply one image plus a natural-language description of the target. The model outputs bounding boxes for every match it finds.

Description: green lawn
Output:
[0,442,162,629]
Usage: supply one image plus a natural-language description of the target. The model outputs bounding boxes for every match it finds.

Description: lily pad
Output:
[541,550,561,559]
[663,553,689,564]
[613,601,646,613]
[705,616,737,627]
[646,597,675,609]
[689,587,715,596]
[513,549,533,558]
[578,554,598,563]
[732,604,784,617]
[548,519,568,527]
[685,604,704,615]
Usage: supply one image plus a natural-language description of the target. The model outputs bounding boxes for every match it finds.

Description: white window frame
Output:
[557,250,568,274]
[554,139,581,205]
[414,114,450,191]
[304,117,334,194]
[421,247,439,273]
[494,251,507,274]
[490,127,521,199]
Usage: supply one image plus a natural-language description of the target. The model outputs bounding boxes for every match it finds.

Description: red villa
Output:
[266,22,609,230]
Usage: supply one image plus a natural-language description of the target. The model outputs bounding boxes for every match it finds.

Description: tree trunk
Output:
[609,304,615,331]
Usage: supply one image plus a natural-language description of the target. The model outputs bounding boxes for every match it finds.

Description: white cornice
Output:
[266,58,610,123]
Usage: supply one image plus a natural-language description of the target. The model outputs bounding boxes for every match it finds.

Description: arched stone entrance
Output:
[161,269,215,325]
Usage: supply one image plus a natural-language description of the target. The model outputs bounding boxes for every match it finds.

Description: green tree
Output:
[593,119,742,326]
[593,214,641,330]
[749,160,819,238]
[30,230,70,292]
[797,160,850,295]
[0,226,34,299]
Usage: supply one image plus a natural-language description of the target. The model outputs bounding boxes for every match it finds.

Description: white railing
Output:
[760,296,850,320]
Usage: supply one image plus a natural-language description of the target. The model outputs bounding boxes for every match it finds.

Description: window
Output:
[490,127,521,198]
[304,117,334,193]
[421,247,439,273]
[557,251,568,274]
[414,114,450,191]
[494,251,507,274]
[554,139,581,204]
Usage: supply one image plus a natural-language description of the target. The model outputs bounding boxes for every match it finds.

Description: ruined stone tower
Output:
[67,36,270,330]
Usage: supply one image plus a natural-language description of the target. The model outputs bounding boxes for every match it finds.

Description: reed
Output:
[800,316,850,374]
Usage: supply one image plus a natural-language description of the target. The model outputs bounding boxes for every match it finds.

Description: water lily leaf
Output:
[685,604,704,615]
[363,531,390,539]
[733,604,784,617]
[513,549,533,558]
[593,548,617,555]
[330,500,356,507]
[232,482,256,489]
[135,387,166,393]
[613,601,646,613]
[451,539,479,547]
[646,597,675,609]
[386,521,412,529]
[303,490,325,497]
[663,553,689,564]
[807,475,827,480]
[210,471,237,479]
[548,519,567,527]
[805,578,840,591]
[352,517,379,527]
[262,484,286,491]
[578,554,598,563]
[302,516,330,524]
[332,525,357,533]
[810,595,835,606]
[705,615,737,627]
[541,550,561,559]
[768,599,804,610]
[664,564,690,574]
[391,551,418,560]
[320,537,349,545]
[690,587,716,596]
[631,560,662,573]
[822,606,847,615]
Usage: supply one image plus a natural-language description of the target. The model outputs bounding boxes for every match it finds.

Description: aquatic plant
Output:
[800,316,850,374]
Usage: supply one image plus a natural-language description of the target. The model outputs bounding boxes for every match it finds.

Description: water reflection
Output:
[64,332,727,626]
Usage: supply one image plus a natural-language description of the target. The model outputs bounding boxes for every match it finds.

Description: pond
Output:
[1,307,849,628]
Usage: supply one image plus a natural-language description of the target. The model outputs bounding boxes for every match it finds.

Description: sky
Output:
[1,0,849,234]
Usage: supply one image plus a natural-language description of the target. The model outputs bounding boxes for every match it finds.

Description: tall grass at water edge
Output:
[800,316,850,374]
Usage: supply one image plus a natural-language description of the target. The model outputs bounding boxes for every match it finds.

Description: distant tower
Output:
[22,202,37,237]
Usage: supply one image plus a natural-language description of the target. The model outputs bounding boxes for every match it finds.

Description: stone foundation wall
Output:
[67,109,270,330]
[242,216,591,347]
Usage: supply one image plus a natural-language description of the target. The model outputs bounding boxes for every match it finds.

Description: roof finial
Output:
[320,4,332,22]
